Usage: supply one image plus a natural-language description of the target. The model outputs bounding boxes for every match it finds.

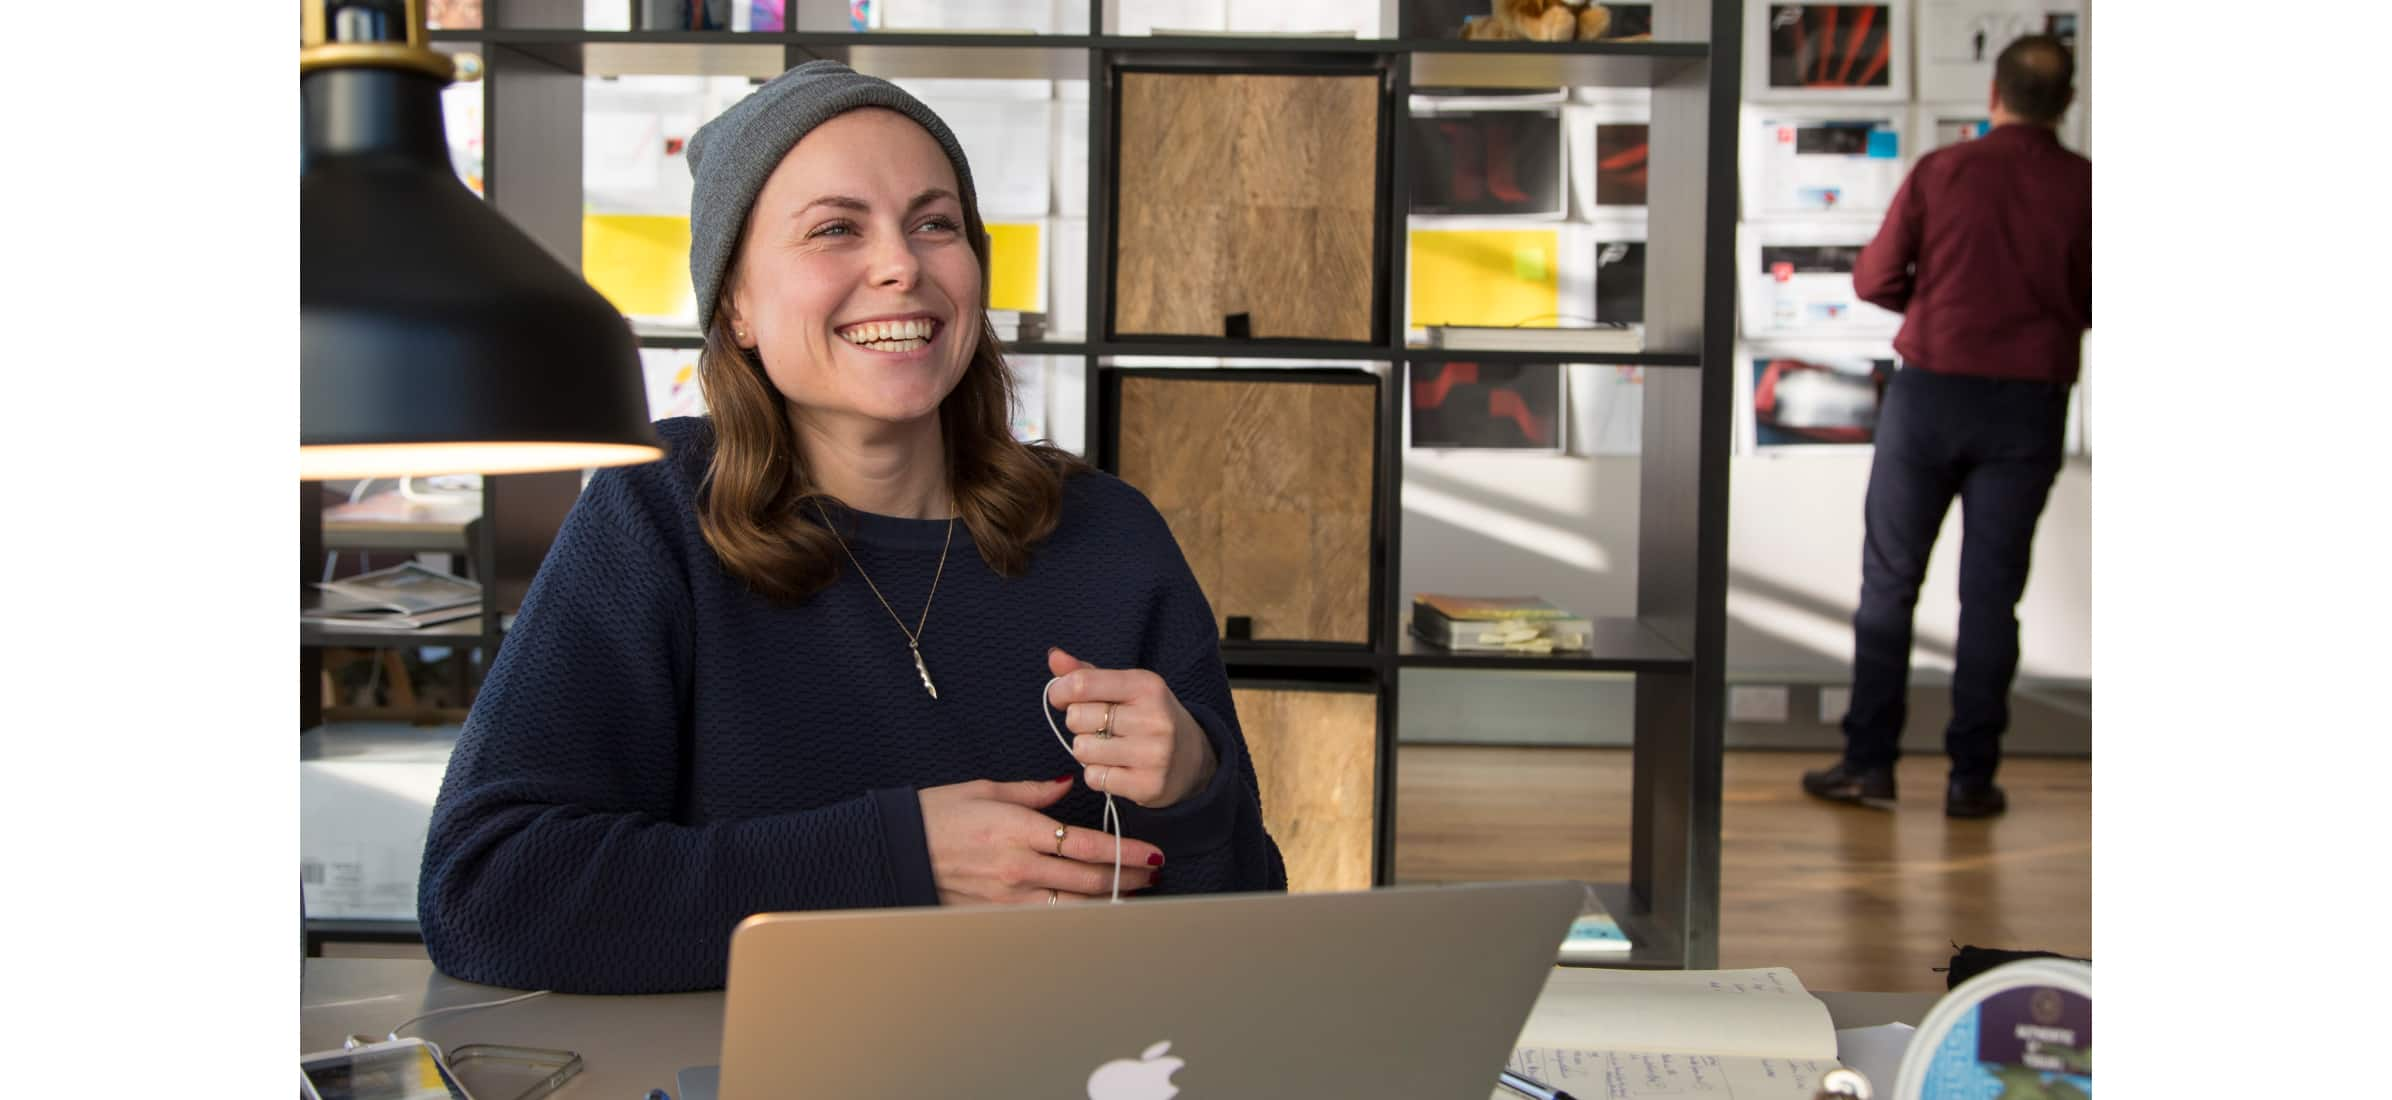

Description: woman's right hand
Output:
[917,776,1163,905]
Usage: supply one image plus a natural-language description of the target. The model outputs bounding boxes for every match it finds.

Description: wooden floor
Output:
[1391,746,2092,993]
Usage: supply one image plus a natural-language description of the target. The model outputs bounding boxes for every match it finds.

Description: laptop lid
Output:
[712,880,1580,1099]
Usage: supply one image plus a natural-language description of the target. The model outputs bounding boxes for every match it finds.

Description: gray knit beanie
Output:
[684,60,980,332]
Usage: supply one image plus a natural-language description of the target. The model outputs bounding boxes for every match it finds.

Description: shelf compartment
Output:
[1098,339,1394,362]
[1218,642,1380,672]
[1399,617,1689,672]
[440,30,1097,80]
[304,616,494,649]
[1401,348,1702,368]
[1410,42,1708,91]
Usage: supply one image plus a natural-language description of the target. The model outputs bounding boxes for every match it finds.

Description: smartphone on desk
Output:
[300,1037,474,1100]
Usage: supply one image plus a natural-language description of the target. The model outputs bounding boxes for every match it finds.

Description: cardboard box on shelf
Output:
[300,724,459,922]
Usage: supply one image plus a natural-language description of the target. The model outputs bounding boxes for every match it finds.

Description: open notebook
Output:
[1509,967,1848,1098]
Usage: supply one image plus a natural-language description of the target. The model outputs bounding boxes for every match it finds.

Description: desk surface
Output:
[302,958,1940,1098]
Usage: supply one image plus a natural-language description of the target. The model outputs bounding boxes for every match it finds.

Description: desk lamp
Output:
[300,0,663,479]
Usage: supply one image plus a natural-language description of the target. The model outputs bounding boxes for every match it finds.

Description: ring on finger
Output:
[1048,888,1059,905]
[1097,702,1117,739]
[1094,765,1110,793]
[1053,824,1068,857]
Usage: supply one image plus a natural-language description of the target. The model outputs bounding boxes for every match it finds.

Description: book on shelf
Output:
[988,309,1046,342]
[305,562,482,630]
[1411,594,1594,653]
[1559,882,1631,960]
[321,488,481,528]
[1510,966,1852,1099]
[1420,323,1645,354]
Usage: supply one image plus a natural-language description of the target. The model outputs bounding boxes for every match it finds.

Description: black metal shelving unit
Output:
[316,0,1736,969]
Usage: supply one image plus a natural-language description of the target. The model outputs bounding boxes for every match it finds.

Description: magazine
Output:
[305,563,482,630]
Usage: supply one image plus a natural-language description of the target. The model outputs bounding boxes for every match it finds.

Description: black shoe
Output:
[1945,781,2008,819]
[1801,761,1897,808]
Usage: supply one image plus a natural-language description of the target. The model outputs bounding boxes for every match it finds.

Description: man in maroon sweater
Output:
[1802,35,2090,819]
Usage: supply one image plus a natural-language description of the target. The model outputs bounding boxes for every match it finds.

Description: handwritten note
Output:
[1508,1048,1841,1098]
[1514,967,1839,1062]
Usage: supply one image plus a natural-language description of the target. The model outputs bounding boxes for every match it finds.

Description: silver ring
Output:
[1095,765,1110,793]
[1053,824,1068,856]
[1047,889,1059,905]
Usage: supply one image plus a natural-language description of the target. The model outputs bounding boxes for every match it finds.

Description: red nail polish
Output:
[1054,773,1078,784]
[1147,853,1164,867]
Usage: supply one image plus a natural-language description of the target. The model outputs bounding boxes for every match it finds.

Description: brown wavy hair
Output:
[694,219,1085,605]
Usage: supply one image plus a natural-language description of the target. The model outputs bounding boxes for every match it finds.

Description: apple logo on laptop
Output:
[1087,1040,1184,1100]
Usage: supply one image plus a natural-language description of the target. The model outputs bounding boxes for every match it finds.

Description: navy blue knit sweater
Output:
[418,417,1287,994]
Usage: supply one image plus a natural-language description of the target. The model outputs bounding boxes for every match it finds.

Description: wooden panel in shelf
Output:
[1113,71,1380,342]
[1115,374,1376,643]
[1232,684,1376,894]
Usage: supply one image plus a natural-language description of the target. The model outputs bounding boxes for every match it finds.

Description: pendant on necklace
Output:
[910,642,938,699]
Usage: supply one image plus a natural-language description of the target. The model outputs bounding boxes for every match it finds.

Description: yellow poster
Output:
[985,222,1044,313]
[1408,228,1561,329]
[583,213,694,320]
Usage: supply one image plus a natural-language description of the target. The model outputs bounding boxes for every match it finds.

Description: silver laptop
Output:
[678,880,1580,1099]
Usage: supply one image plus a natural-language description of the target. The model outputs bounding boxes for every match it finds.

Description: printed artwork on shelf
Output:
[1409,227,1562,330]
[1571,365,1644,456]
[1595,240,1645,325]
[1009,356,1049,443]
[986,222,1046,313]
[442,82,483,197]
[892,79,1054,219]
[1409,109,1566,218]
[1409,362,1567,452]
[1594,123,1650,207]
[585,214,695,322]
[639,347,707,421]
[427,0,482,29]
[1748,354,1894,447]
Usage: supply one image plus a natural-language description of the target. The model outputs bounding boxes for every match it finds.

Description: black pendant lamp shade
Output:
[300,0,662,479]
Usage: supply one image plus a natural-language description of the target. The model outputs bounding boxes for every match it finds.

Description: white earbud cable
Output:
[1043,676,1124,902]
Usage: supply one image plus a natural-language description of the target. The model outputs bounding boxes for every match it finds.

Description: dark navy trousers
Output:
[1841,366,2069,787]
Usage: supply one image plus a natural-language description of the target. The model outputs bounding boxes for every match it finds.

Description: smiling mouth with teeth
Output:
[836,317,940,352]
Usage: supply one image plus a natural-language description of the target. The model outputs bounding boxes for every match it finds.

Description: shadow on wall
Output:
[1401,459,1638,619]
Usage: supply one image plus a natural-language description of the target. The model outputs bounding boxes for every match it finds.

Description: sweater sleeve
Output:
[416,472,937,995]
[1113,495,1289,896]
[1854,168,1924,314]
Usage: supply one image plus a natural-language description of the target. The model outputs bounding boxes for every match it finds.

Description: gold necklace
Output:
[812,499,955,699]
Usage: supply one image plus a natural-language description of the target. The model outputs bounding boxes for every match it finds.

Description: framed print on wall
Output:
[1739,105,1906,221]
[1915,0,2083,103]
[1736,222,1901,341]
[1911,100,2086,160]
[1738,345,1898,452]
[1744,1,1913,104]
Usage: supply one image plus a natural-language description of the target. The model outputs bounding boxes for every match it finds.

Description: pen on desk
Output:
[1498,1068,1578,1100]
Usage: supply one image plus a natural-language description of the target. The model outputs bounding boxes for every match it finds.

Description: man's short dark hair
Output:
[1995,35,2075,125]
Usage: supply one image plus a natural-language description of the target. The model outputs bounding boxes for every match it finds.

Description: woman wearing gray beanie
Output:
[418,62,1287,994]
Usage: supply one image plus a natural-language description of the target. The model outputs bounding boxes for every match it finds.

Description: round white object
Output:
[1893,957,2092,1100]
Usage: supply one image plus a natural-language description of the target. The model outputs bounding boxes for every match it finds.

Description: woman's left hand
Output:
[1045,647,1218,809]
